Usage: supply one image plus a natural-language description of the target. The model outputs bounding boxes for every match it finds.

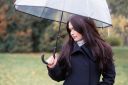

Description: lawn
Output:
[0,47,128,85]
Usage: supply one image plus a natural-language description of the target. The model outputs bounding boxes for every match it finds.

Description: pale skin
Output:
[47,22,83,68]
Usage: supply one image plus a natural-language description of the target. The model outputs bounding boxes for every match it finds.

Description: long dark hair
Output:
[58,15,113,71]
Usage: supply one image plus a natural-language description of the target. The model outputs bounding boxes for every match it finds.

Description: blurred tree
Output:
[31,19,50,52]
[39,21,59,52]
[39,22,67,52]
[5,29,33,53]
[112,15,128,45]
[0,1,9,52]
[107,0,128,17]
[124,24,128,45]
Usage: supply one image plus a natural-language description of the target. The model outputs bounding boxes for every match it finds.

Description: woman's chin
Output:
[74,39,80,42]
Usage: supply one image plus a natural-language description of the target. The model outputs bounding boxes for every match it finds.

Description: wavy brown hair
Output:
[58,15,113,71]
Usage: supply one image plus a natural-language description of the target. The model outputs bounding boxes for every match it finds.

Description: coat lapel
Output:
[71,42,96,62]
[81,44,96,62]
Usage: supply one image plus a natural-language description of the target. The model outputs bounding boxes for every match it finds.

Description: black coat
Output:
[47,43,116,85]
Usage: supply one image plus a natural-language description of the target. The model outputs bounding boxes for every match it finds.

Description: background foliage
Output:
[0,0,128,52]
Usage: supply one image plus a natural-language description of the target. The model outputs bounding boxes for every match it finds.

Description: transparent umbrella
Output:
[14,0,112,65]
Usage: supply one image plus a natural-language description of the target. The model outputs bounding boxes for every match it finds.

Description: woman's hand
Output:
[46,53,59,69]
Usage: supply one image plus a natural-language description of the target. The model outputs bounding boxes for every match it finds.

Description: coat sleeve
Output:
[47,63,66,82]
[99,61,116,85]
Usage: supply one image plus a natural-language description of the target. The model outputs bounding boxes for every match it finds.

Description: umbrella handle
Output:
[41,54,48,65]
[41,47,56,65]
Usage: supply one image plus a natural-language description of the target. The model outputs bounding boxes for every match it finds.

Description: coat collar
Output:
[71,42,96,62]
[71,42,81,54]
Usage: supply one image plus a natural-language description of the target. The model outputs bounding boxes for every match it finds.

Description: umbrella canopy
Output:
[14,0,112,28]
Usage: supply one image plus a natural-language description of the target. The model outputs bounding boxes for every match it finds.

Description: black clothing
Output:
[47,43,116,85]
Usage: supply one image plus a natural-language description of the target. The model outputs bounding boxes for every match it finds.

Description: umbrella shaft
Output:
[54,11,64,54]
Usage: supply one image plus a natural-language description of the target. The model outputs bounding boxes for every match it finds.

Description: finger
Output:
[46,56,53,63]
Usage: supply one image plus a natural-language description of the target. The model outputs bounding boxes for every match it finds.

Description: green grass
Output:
[0,47,128,85]
[112,47,128,85]
[0,53,62,85]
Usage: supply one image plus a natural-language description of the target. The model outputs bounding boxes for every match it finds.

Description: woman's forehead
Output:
[68,22,74,29]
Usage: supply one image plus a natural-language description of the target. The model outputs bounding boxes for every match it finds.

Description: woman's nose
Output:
[70,30,74,36]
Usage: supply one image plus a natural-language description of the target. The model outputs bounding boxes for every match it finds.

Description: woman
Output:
[46,15,116,85]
